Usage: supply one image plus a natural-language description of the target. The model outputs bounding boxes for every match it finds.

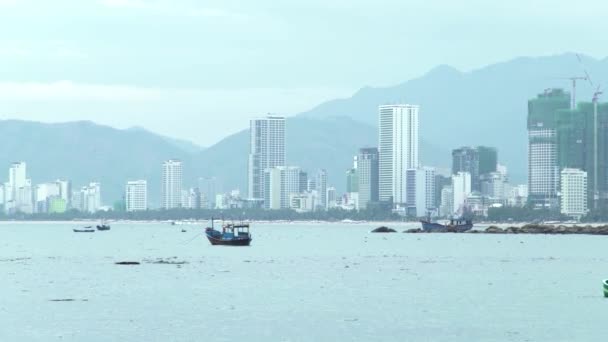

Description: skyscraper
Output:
[126,180,148,212]
[82,182,101,213]
[248,116,286,201]
[161,159,183,209]
[6,162,33,214]
[528,89,570,209]
[378,104,419,206]
[316,169,328,210]
[357,147,379,210]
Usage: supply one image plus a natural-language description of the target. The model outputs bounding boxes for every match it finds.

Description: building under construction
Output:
[528,88,608,211]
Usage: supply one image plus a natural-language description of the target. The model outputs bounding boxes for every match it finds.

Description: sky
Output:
[0,0,607,146]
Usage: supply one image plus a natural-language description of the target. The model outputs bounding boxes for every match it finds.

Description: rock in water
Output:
[371,226,397,233]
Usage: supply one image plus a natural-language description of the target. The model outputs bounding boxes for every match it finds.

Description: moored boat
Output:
[96,224,111,231]
[74,226,95,233]
[420,217,473,232]
[205,219,252,246]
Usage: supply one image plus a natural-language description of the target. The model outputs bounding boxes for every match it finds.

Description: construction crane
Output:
[557,76,589,110]
[592,85,603,209]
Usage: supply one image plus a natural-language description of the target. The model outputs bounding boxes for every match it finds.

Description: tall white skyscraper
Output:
[6,162,33,214]
[126,180,148,212]
[378,104,419,206]
[161,159,183,209]
[248,116,286,201]
[560,168,587,219]
[316,169,328,210]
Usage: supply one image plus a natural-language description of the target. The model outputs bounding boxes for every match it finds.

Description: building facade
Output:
[248,116,286,201]
[452,172,471,214]
[161,159,183,209]
[527,89,570,209]
[560,168,588,219]
[357,147,379,210]
[126,180,148,212]
[378,104,419,206]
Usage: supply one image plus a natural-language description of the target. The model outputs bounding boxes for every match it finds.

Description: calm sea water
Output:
[1,221,607,341]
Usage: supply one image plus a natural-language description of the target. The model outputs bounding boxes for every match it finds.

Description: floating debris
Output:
[115,261,140,265]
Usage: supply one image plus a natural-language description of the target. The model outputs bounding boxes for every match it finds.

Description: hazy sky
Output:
[1,0,606,146]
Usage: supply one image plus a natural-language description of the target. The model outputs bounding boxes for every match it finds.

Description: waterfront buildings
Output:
[161,159,183,209]
[357,147,379,210]
[248,116,286,202]
[452,146,497,192]
[81,182,101,213]
[378,104,419,206]
[560,168,588,219]
[126,180,147,212]
[198,177,222,209]
[5,162,33,214]
[316,169,328,210]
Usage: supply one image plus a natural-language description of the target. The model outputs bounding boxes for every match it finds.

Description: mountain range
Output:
[2,53,607,205]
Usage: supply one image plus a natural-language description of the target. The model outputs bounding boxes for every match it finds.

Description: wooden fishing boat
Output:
[205,219,252,246]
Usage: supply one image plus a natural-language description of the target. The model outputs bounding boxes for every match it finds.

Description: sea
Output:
[1,221,607,342]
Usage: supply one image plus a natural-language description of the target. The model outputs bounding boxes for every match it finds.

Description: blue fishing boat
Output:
[420,217,473,232]
[205,219,252,246]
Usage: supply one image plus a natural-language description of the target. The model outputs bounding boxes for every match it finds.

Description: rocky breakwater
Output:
[403,224,608,235]
[482,224,608,235]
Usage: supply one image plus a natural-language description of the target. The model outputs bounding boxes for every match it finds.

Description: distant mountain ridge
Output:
[298,53,608,182]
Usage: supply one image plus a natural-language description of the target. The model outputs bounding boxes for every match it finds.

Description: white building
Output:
[198,177,221,209]
[264,166,303,210]
[6,162,33,214]
[452,172,471,214]
[161,159,183,209]
[439,186,454,217]
[82,182,101,213]
[528,129,559,208]
[481,171,508,201]
[316,169,328,210]
[290,192,317,213]
[406,167,436,217]
[560,168,587,219]
[126,180,147,212]
[248,116,286,201]
[378,104,419,206]
[326,186,337,209]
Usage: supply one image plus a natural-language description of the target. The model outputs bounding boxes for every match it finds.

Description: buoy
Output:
[603,279,608,298]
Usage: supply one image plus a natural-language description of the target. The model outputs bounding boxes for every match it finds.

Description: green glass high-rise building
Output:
[527,89,570,209]
[452,146,497,192]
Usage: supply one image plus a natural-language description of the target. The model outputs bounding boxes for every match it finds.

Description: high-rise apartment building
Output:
[452,146,497,192]
[126,180,148,212]
[316,169,328,210]
[248,116,286,201]
[378,104,419,206]
[161,159,183,209]
[528,89,570,209]
[560,168,587,219]
[357,147,379,210]
[452,172,471,214]
[406,167,436,217]
[263,166,303,210]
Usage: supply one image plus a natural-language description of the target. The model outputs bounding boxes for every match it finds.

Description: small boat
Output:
[96,220,111,231]
[205,219,252,246]
[420,217,473,232]
[96,224,111,231]
[74,226,95,233]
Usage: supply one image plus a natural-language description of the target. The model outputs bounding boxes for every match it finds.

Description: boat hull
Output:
[206,234,251,246]
[97,225,111,231]
[73,229,95,233]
